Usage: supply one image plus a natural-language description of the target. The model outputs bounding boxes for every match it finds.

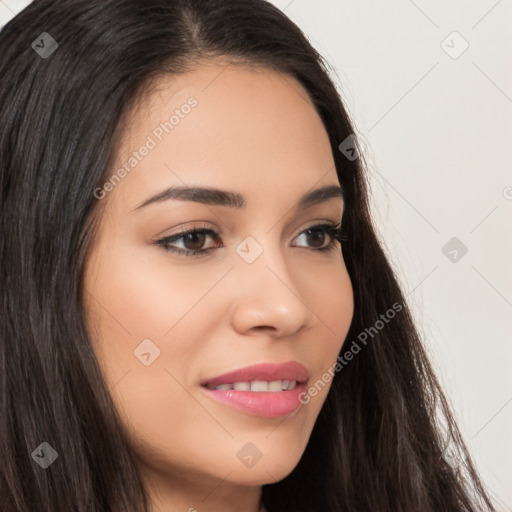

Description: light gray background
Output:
[2,0,511,509]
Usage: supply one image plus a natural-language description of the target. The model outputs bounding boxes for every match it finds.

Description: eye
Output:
[154,224,221,257]
[292,223,344,251]
[154,222,346,257]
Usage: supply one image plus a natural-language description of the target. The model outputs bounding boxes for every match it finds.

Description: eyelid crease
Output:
[151,222,215,241]
[154,218,343,242]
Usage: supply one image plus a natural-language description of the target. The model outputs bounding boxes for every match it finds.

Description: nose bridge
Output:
[229,233,314,335]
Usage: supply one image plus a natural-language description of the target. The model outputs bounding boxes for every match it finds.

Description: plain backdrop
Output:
[1,0,511,509]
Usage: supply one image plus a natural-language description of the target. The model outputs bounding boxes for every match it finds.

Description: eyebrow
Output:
[131,184,344,212]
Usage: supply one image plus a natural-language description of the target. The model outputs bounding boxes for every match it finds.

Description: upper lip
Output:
[200,361,309,387]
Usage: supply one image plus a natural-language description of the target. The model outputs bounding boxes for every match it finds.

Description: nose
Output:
[229,242,316,338]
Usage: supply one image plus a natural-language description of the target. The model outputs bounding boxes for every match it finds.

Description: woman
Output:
[0,0,495,511]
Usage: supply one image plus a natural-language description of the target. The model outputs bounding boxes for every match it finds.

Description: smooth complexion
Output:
[83,61,354,512]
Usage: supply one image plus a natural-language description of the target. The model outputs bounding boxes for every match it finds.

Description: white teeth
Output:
[210,380,298,392]
[251,380,268,392]
[233,382,251,391]
[268,380,283,392]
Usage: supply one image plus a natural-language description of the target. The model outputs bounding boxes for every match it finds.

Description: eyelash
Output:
[154,222,348,257]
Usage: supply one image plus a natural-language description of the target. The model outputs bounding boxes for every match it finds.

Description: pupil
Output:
[185,232,205,250]
[307,229,325,248]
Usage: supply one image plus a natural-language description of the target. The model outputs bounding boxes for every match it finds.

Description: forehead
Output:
[106,61,338,214]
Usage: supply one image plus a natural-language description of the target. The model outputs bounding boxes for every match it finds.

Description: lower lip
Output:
[201,383,307,418]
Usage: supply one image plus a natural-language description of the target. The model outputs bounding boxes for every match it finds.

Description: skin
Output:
[83,61,354,512]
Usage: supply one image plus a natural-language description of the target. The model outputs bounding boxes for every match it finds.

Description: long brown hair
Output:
[0,0,494,510]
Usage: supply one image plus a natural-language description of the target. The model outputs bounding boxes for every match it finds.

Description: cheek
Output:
[83,242,230,413]
[304,256,353,352]
[83,246,219,463]
[82,243,178,388]
[111,369,191,453]
[296,260,353,407]
[84,241,222,345]
[323,262,353,346]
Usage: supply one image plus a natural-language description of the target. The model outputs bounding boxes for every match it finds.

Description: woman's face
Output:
[83,62,353,506]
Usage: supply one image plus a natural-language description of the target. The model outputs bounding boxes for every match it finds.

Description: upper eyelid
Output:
[161,220,342,241]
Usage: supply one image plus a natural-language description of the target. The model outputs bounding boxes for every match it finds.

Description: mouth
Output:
[202,379,301,392]
[199,361,309,418]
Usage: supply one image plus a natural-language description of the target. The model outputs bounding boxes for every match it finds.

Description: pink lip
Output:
[200,361,309,387]
[199,362,309,418]
[201,383,307,418]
